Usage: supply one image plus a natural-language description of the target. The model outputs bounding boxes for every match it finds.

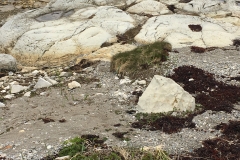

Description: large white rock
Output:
[0,4,135,64]
[0,54,17,71]
[127,0,171,16]
[137,75,195,113]
[135,14,240,48]
[175,0,224,14]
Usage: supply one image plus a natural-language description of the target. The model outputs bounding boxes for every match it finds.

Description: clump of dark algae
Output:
[169,65,240,112]
[172,120,240,160]
[132,66,240,134]
[132,114,195,134]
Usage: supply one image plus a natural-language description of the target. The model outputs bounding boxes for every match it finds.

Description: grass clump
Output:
[110,41,172,79]
[44,135,171,160]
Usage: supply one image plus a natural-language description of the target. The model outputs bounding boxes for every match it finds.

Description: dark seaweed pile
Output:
[132,115,195,134]
[173,121,240,160]
[169,65,240,112]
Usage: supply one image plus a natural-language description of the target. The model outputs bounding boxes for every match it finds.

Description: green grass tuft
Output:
[110,41,172,78]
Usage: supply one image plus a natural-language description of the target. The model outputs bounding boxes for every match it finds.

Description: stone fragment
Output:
[32,70,40,76]
[55,156,70,160]
[137,75,195,113]
[68,81,81,89]
[34,77,52,89]
[0,102,5,108]
[59,72,73,77]
[24,91,31,97]
[0,54,17,71]
[120,77,131,85]
[44,77,58,85]
[11,84,28,94]
[4,94,14,99]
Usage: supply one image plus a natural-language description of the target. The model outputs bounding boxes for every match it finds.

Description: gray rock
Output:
[0,54,17,71]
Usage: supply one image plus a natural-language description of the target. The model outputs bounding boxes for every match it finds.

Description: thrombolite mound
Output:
[0,0,240,66]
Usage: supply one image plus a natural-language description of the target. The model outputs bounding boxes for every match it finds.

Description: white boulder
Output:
[135,14,240,48]
[137,75,195,113]
[0,4,135,64]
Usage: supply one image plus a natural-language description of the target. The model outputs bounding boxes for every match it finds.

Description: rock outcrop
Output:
[137,75,195,113]
[0,0,240,65]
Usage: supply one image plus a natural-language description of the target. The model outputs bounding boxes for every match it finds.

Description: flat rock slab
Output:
[0,0,240,65]
[135,14,240,48]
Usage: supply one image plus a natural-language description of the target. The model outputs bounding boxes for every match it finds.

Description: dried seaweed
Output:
[188,25,202,32]
[174,121,240,159]
[191,46,206,53]
[169,65,240,112]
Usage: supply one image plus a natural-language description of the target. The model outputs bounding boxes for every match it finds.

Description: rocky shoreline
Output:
[0,46,240,159]
[0,0,240,159]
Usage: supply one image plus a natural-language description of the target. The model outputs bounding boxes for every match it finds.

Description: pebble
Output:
[68,81,81,89]
[0,102,5,108]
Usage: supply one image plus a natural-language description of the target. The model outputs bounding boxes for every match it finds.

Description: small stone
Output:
[4,94,14,99]
[137,80,146,85]
[40,92,47,96]
[45,77,58,85]
[47,145,52,149]
[24,91,31,97]
[55,156,70,160]
[59,72,73,77]
[189,78,194,81]
[120,78,131,85]
[9,81,19,85]
[82,67,94,73]
[19,130,25,133]
[8,72,14,76]
[11,84,28,94]
[32,70,39,76]
[34,77,52,89]
[0,102,6,108]
[68,81,81,89]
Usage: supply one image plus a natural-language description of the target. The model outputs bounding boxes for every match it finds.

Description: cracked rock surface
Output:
[0,0,240,65]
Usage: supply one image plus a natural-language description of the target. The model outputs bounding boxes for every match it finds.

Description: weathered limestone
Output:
[135,14,240,48]
[127,0,171,16]
[0,4,134,63]
[0,0,240,65]
[137,75,195,113]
